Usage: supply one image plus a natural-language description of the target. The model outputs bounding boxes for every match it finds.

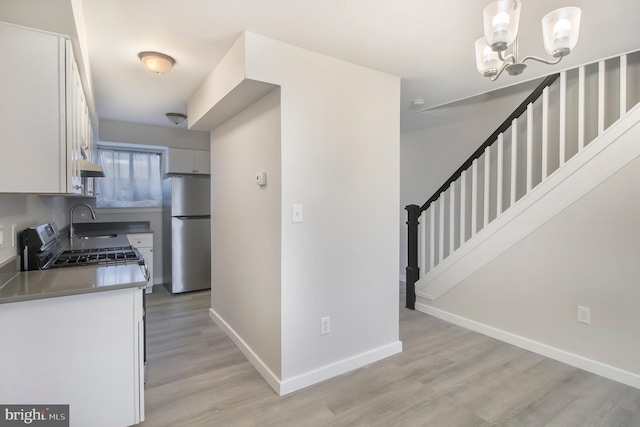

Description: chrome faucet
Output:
[70,203,96,238]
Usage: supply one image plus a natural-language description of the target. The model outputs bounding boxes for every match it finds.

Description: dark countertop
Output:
[0,222,152,304]
[0,263,147,304]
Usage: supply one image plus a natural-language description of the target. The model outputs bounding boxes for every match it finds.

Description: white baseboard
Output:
[209,307,403,396]
[208,308,281,393]
[279,340,402,396]
[415,302,640,390]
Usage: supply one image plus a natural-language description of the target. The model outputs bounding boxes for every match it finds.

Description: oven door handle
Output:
[142,260,150,283]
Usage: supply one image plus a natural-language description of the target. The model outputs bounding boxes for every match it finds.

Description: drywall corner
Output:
[188,33,247,128]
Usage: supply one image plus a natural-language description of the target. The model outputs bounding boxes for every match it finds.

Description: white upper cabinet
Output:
[165,148,211,175]
[0,22,95,194]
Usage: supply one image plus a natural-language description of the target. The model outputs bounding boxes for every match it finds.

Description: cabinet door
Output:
[166,148,195,174]
[0,23,65,193]
[0,23,96,194]
[0,289,144,426]
[193,150,211,174]
[66,43,83,195]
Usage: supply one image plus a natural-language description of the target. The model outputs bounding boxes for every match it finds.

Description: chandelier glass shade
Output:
[475,0,581,81]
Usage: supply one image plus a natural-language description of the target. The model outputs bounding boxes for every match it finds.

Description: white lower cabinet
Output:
[127,233,154,293]
[0,288,145,427]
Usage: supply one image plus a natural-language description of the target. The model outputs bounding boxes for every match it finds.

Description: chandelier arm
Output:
[490,62,511,81]
[521,55,563,66]
[497,50,516,64]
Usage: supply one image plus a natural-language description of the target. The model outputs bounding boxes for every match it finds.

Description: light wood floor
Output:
[142,285,640,426]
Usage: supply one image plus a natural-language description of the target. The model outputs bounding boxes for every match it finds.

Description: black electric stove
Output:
[51,246,142,268]
[21,222,146,273]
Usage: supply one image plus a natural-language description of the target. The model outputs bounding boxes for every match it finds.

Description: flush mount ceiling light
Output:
[138,51,175,74]
[409,99,426,111]
[166,112,187,125]
[475,0,581,81]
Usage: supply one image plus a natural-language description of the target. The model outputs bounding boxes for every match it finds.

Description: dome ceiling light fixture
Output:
[475,0,581,81]
[138,51,175,74]
[166,112,187,125]
[409,99,426,111]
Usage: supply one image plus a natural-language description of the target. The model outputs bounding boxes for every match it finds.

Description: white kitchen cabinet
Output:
[127,233,154,292]
[0,288,145,427]
[165,148,211,175]
[0,22,95,194]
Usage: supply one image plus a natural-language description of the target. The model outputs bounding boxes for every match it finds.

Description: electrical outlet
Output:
[577,306,591,324]
[11,224,16,247]
[0,225,4,249]
[321,316,331,335]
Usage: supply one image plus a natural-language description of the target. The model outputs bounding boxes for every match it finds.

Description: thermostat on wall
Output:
[256,172,267,186]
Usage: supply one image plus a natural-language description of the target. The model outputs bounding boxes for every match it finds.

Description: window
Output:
[95,149,162,208]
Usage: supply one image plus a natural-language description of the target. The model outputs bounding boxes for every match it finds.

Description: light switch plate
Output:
[292,204,303,223]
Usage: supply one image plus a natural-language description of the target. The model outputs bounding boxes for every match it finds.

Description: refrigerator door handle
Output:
[174,215,210,220]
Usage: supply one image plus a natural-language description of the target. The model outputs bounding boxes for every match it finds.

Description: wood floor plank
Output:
[141,284,640,426]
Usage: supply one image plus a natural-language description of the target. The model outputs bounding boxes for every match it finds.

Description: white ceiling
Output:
[2,0,639,133]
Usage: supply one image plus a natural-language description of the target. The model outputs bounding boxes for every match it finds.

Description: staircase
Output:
[405,50,640,308]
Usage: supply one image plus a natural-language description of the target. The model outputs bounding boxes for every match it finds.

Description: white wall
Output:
[244,33,402,389]
[210,88,282,378]
[420,153,640,383]
[196,32,402,394]
[98,119,210,150]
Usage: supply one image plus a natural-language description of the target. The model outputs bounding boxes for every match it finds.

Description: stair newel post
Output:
[405,204,421,310]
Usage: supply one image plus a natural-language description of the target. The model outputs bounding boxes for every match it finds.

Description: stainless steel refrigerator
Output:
[162,176,211,293]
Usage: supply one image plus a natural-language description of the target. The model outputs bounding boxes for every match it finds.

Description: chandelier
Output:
[475,0,581,80]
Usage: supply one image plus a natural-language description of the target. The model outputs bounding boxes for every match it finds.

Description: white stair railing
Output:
[412,50,640,283]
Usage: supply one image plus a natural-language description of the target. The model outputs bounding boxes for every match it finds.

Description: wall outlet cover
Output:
[577,306,591,324]
[321,316,330,335]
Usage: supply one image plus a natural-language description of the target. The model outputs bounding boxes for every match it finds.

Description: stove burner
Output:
[51,246,143,268]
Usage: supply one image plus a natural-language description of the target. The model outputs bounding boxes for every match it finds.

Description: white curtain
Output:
[96,150,162,208]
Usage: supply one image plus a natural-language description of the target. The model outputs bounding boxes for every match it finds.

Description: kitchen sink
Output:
[77,234,118,240]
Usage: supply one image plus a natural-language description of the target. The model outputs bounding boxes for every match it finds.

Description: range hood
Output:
[78,159,105,177]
